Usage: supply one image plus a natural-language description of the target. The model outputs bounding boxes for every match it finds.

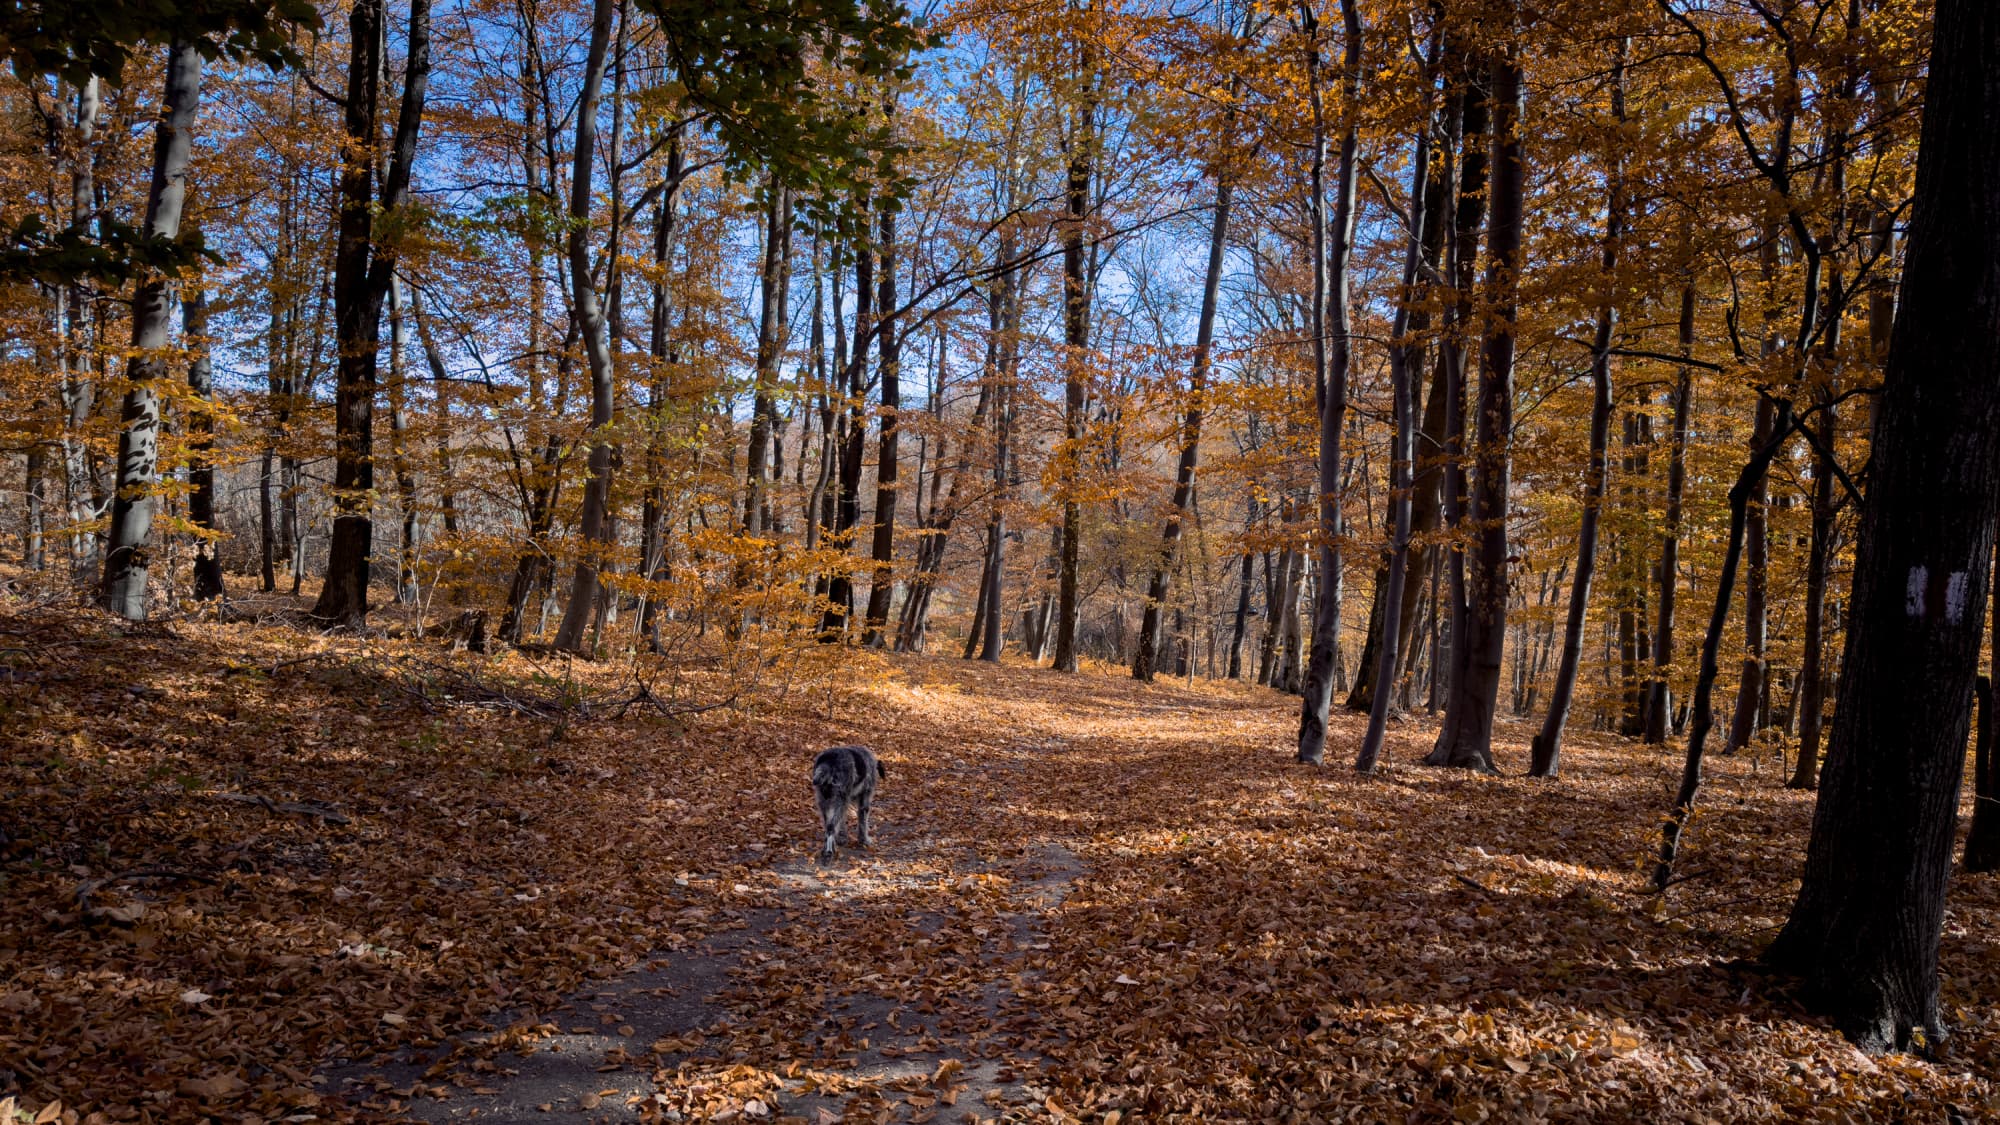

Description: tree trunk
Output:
[99,40,202,620]
[637,136,684,644]
[1135,172,1233,680]
[1428,61,1489,753]
[1427,32,1520,773]
[1766,1,2000,1049]
[1722,393,1775,753]
[862,200,901,645]
[180,282,225,601]
[314,0,431,626]
[1295,0,1361,763]
[1644,278,1696,743]
[821,242,873,639]
[1529,41,1625,777]
[551,0,621,654]
[384,275,420,605]
[1052,81,1097,674]
[1356,98,1438,773]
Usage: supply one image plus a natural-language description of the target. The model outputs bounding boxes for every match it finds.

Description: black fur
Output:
[811,745,882,862]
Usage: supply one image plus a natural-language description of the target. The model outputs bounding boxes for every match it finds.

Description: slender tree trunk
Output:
[184,284,225,600]
[1722,394,1776,752]
[821,242,873,639]
[1356,102,1437,772]
[863,200,902,645]
[1966,674,2000,872]
[978,256,1021,664]
[1767,2,2000,1048]
[1052,81,1098,674]
[1644,279,1696,742]
[1653,399,1795,886]
[1429,64,1489,751]
[1529,41,1625,777]
[1296,0,1361,762]
[1428,31,1520,773]
[551,0,620,653]
[1135,170,1233,680]
[384,275,421,604]
[99,41,202,620]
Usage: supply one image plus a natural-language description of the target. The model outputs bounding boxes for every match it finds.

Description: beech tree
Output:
[1766,0,2000,1053]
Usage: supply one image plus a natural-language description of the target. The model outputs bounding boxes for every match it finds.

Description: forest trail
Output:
[4,605,2000,1122]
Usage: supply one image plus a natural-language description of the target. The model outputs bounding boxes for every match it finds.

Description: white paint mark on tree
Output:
[1907,566,1929,617]
[1947,571,1970,623]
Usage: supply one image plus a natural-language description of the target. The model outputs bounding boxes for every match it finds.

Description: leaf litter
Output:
[1,605,1997,1122]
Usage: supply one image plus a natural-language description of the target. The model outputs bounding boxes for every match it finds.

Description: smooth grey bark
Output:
[99,41,202,620]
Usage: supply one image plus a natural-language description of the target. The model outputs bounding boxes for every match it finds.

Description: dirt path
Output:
[321,735,1087,1124]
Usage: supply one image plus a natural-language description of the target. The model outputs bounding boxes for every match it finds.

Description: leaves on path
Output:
[2,604,1998,1121]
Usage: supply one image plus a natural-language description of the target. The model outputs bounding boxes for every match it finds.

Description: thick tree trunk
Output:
[1295,0,1360,763]
[1428,34,1520,773]
[1767,2,2000,1049]
[1428,64,1489,752]
[314,0,431,626]
[1529,42,1624,777]
[99,41,202,620]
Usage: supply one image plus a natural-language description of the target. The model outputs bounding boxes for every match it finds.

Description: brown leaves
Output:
[6,607,2000,1122]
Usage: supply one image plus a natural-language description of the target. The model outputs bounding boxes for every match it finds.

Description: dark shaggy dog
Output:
[811,745,884,862]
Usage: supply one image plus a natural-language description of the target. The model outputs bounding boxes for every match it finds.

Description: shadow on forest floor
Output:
[2,596,1998,1122]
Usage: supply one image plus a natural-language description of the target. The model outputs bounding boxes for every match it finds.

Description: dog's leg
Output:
[818,796,842,862]
[856,789,874,849]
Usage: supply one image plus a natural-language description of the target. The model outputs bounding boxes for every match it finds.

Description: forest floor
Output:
[4,587,2000,1124]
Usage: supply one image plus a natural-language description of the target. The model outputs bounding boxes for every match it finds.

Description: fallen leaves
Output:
[3,602,1999,1123]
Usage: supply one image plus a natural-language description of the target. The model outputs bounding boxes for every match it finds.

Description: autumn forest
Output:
[4,0,2000,1120]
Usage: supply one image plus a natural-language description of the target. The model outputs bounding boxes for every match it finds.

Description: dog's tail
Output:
[876,759,887,781]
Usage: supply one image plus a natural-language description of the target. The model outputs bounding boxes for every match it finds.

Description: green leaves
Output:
[0,0,321,86]
[0,214,217,287]
[635,0,936,207]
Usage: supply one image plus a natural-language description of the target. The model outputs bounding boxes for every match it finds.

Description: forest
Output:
[4,0,2000,1119]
